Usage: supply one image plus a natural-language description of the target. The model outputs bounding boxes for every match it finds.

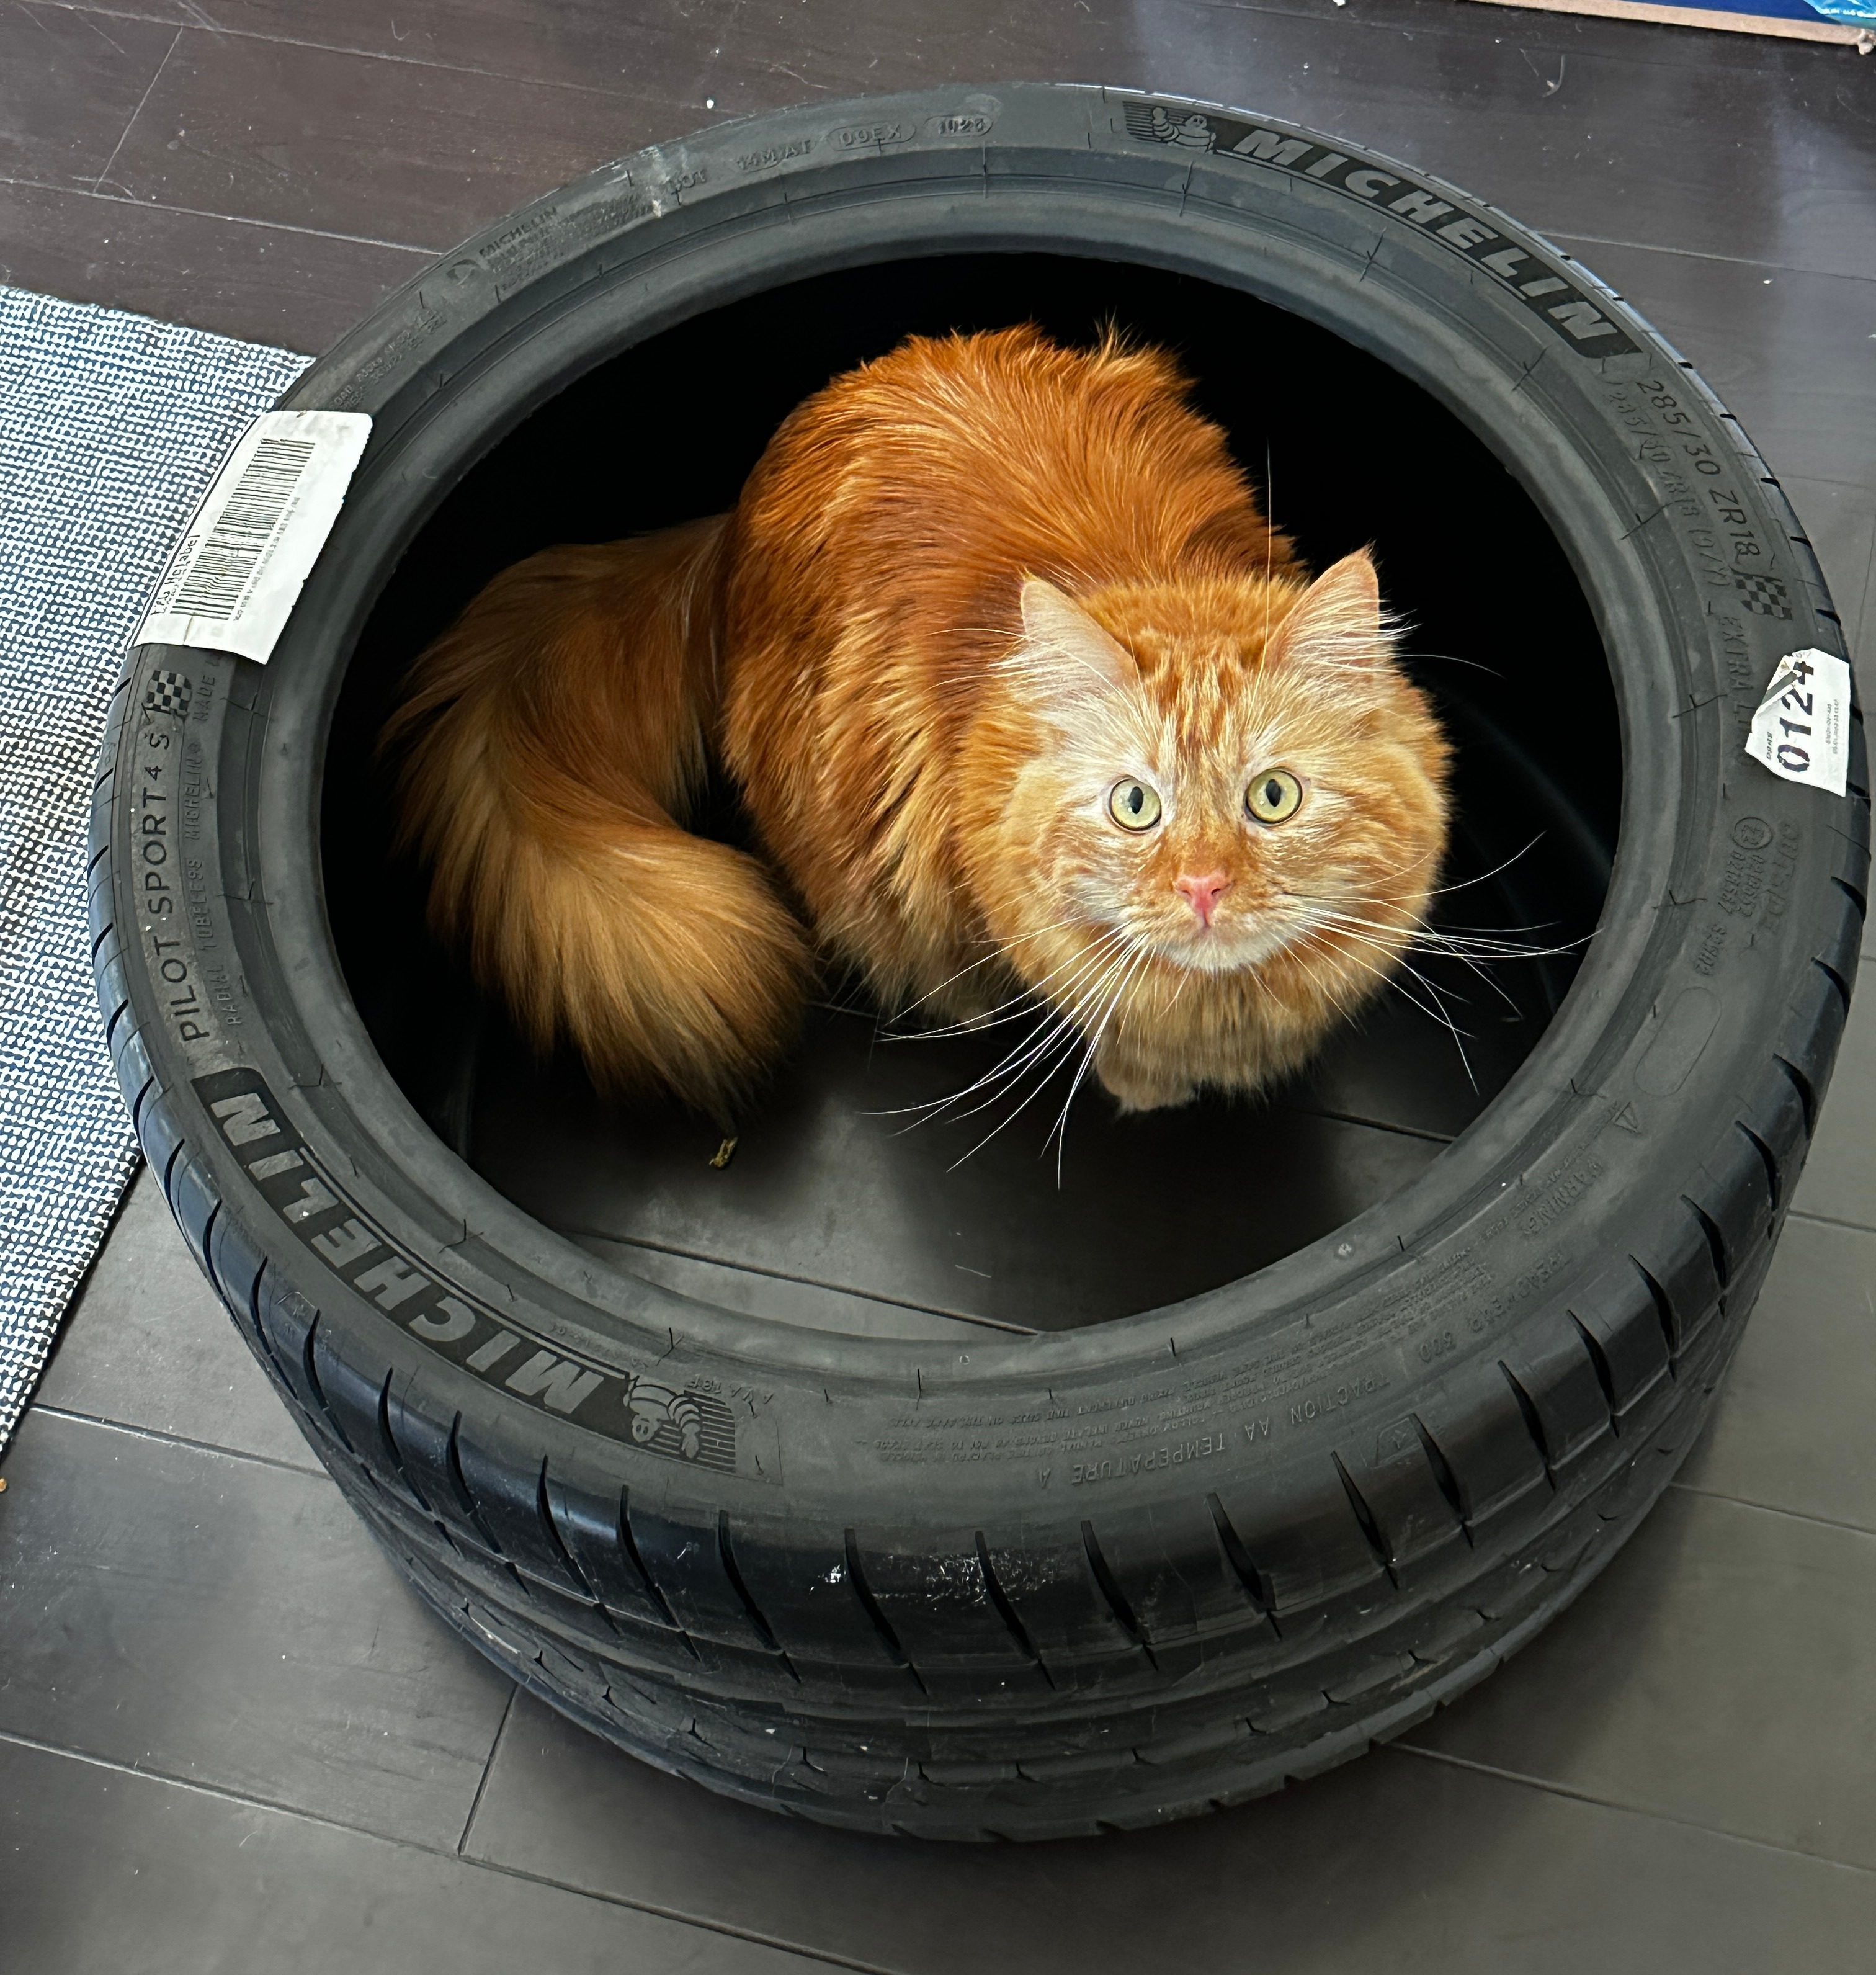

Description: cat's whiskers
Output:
[1297,903,1568,962]
[890,919,1129,1040]
[1261,446,1275,658]
[1286,841,1560,1011]
[909,869,1534,1147]
[869,930,1134,1124]
[1350,925,1522,1019]
[876,928,1140,1128]
[938,949,1143,1119]
[1302,830,1545,918]
[1423,833,1547,900]
[1294,913,1498,1060]
[888,910,1109,1025]
[1043,941,1157,1183]
[948,998,1115,1165]
[948,934,1148,1173]
[1398,647,1506,681]
[1290,877,1576,958]
[1297,897,1581,1016]
[939,941,1147,1160]
[1291,913,1479,1086]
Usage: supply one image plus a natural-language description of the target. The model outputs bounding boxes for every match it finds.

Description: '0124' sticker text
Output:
[1745,648,1851,798]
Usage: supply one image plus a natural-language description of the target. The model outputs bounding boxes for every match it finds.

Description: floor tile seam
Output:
[0,1722,488,1847]
[455,1849,901,1975]
[0,1725,896,1975]
[1388,1743,1876,1879]
[1666,1476,1876,1543]
[53,1158,144,1330]
[1547,228,1875,290]
[1772,468,1876,498]
[87,20,181,198]
[16,0,175,24]
[26,0,692,112]
[457,1685,516,1853]
[1786,1205,1876,1238]
[0,166,442,256]
[29,0,1864,202]
[11,115,1869,304]
[1847,519,1876,653]
[24,1400,331,1480]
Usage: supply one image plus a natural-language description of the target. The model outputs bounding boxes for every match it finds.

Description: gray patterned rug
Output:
[0,286,308,1451]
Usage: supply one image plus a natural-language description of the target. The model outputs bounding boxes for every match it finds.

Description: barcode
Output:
[169,436,317,621]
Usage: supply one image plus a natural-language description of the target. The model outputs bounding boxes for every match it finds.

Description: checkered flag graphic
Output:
[141,668,194,717]
[1732,570,1792,620]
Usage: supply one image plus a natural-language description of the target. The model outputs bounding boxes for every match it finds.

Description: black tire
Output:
[92,84,1866,1840]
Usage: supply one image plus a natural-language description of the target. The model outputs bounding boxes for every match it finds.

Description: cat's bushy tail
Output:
[382,517,810,1118]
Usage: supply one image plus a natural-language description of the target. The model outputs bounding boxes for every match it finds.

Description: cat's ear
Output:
[1266,550,1391,672]
[1011,576,1141,715]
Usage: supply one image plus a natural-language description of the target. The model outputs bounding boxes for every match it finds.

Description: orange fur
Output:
[382,519,811,1119]
[386,326,1449,1116]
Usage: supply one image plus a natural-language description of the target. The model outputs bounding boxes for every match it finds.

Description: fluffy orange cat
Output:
[385,326,1450,1121]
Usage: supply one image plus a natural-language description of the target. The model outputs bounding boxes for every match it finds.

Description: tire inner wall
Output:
[321,251,1621,1333]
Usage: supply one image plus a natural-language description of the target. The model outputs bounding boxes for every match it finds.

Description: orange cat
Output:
[384,326,1450,1121]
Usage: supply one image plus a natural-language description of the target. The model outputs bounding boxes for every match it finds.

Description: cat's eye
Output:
[1108,778,1163,831]
[1246,769,1304,825]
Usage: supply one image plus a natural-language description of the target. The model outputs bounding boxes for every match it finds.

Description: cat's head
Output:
[980,552,1449,995]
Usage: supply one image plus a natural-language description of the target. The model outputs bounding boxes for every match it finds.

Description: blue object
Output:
[1664,0,1873,22]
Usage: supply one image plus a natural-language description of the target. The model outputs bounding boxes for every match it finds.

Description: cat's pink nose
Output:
[1174,871,1231,926]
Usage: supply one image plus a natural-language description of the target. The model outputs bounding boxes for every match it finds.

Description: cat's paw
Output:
[1095,1055,1199,1114]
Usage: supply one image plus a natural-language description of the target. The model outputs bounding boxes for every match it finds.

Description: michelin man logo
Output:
[1123,102,1218,150]
[622,1373,737,1471]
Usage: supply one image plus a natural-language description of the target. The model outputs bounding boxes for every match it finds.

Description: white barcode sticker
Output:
[136,410,372,663]
[1745,648,1852,798]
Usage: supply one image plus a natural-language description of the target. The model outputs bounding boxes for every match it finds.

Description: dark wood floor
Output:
[6,2,1876,1968]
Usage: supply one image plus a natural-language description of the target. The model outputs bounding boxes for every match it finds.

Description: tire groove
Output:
[1079,1520,1158,1665]
[716,1510,799,1680]
[975,1530,1056,1686]
[1736,1121,1782,1215]
[1498,1363,1557,1487]
[1331,1455,1401,1584]
[841,1529,926,1694]
[537,1460,619,1632]
[617,1489,699,1658]
[1568,1314,1621,1436]
[1205,1490,1282,1629]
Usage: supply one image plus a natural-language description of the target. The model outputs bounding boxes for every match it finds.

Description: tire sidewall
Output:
[103,84,1864,1549]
